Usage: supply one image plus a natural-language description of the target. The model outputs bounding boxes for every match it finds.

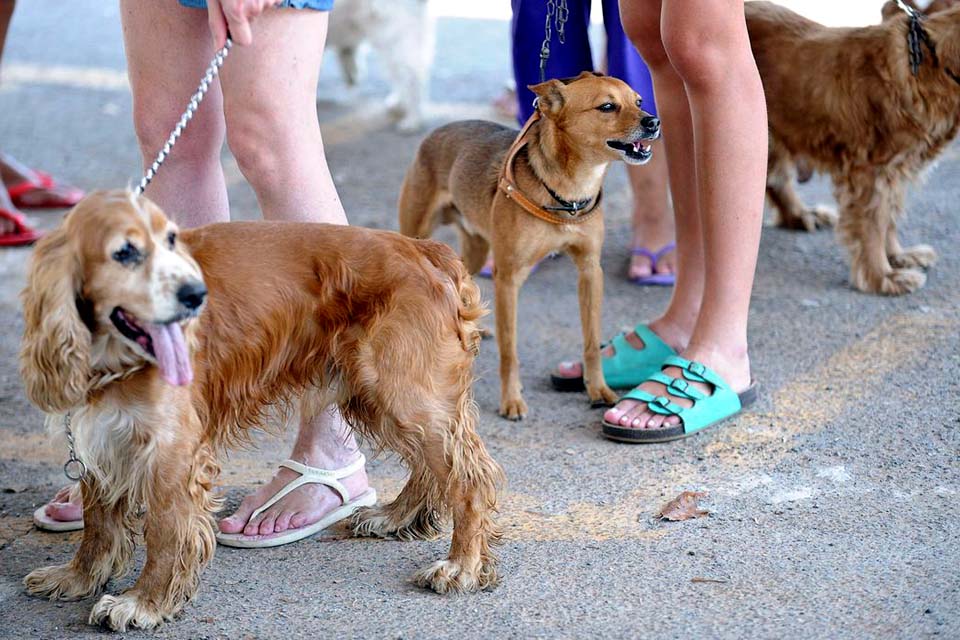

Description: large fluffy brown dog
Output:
[747,1,960,295]
[20,191,503,631]
[399,72,660,419]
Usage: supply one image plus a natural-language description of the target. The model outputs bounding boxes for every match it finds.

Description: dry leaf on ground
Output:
[656,491,709,521]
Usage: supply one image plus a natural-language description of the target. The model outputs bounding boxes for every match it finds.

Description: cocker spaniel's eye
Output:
[167,231,177,249]
[112,241,142,266]
[636,98,642,108]
[596,102,618,113]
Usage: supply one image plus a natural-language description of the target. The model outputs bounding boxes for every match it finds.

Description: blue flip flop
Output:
[550,324,677,393]
[630,242,676,286]
[601,355,757,443]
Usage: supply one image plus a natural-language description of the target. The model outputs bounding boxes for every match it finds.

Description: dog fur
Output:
[747,1,960,295]
[327,0,434,132]
[20,191,503,631]
[398,72,660,418]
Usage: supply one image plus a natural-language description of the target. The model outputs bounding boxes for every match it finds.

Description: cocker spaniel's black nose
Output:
[641,115,660,134]
[177,281,207,310]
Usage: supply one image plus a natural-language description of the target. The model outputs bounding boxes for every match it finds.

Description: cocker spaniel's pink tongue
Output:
[145,322,192,386]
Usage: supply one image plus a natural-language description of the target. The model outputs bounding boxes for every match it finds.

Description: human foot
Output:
[601,347,755,441]
[1,153,83,209]
[629,243,676,285]
[0,207,41,246]
[218,454,370,539]
[629,214,677,283]
[551,321,685,390]
[33,484,84,531]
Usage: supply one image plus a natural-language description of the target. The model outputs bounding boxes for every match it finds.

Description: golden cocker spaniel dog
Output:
[746,1,960,295]
[19,190,503,631]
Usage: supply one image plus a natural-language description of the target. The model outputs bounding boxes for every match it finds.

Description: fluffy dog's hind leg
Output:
[412,430,503,594]
[766,143,836,231]
[351,461,445,541]
[885,210,937,271]
[836,170,926,295]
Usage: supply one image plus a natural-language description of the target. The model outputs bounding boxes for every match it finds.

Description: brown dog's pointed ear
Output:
[527,79,566,116]
[19,224,91,413]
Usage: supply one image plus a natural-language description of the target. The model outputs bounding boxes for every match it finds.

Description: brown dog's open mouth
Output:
[607,139,654,164]
[111,307,155,357]
[110,307,194,386]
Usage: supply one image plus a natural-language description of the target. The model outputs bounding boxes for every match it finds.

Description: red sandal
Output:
[7,170,84,210]
[0,208,42,247]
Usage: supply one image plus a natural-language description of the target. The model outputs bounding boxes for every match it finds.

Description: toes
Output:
[219,499,259,534]
[630,257,653,279]
[604,400,635,425]
[289,513,307,529]
[557,360,583,377]
[647,413,667,430]
[273,511,293,533]
[619,403,647,427]
[242,510,268,536]
[257,513,278,536]
[46,501,82,522]
[53,485,75,503]
[636,411,655,429]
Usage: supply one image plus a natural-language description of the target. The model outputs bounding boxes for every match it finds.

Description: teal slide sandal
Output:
[550,324,676,392]
[601,355,757,444]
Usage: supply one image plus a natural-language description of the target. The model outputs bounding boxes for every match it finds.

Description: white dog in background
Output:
[327,0,435,132]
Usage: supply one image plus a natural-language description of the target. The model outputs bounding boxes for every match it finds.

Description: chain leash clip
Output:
[62,412,86,481]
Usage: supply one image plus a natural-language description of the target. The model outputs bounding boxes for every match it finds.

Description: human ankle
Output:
[649,316,693,351]
[682,341,751,384]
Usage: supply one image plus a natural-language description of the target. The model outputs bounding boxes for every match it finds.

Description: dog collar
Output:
[497,110,603,225]
[543,182,598,214]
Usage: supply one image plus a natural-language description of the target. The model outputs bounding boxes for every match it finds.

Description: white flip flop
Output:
[33,504,84,532]
[215,455,376,549]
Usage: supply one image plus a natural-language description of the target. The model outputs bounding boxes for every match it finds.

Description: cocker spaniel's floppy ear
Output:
[19,223,91,413]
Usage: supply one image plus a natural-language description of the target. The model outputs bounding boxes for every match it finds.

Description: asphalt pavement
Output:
[0,2,958,638]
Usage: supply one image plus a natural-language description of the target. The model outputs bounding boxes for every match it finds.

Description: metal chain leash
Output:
[895,0,936,77]
[63,413,86,481]
[538,0,569,84]
[134,38,234,196]
[62,41,234,481]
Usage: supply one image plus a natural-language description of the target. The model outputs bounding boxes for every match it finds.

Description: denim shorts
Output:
[179,0,333,10]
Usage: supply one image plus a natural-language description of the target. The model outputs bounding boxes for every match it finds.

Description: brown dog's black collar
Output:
[497,110,602,225]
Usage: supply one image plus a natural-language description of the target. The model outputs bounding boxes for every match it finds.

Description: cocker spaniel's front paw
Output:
[24,563,104,601]
[89,592,167,632]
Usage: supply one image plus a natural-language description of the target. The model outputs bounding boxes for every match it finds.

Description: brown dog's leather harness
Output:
[497,110,602,225]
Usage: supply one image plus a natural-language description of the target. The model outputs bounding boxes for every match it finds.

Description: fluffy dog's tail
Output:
[416,238,486,355]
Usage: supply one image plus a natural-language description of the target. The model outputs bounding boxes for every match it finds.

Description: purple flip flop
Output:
[630,242,676,286]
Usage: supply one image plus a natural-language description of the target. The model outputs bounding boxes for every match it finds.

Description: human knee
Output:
[131,97,222,167]
[224,107,287,191]
[661,23,742,91]
[620,4,669,69]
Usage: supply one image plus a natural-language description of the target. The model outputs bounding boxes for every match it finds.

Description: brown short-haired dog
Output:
[399,72,660,419]
[747,1,960,295]
[20,191,503,630]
